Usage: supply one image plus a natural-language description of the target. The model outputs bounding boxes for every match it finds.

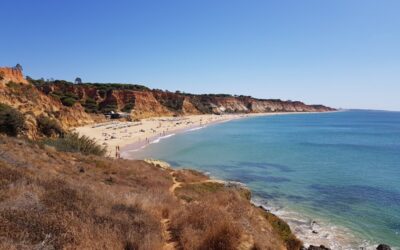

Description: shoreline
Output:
[74,113,253,158]
[74,111,328,158]
[120,111,340,159]
[251,198,372,249]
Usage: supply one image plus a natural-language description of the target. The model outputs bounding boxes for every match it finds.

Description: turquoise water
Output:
[126,110,400,248]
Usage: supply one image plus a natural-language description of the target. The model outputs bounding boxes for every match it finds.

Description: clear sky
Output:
[1,1,399,110]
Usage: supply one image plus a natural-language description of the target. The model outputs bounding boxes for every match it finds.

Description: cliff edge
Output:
[0,66,28,85]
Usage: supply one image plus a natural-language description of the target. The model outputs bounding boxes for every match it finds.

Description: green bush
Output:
[49,93,61,101]
[82,98,98,113]
[0,103,25,136]
[43,133,107,156]
[37,115,64,137]
[61,97,76,107]
[5,81,21,89]
[101,103,118,113]
[121,103,134,113]
[262,211,302,250]
[64,92,79,100]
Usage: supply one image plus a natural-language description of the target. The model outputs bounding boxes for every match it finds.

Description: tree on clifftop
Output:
[74,77,82,84]
[15,64,23,71]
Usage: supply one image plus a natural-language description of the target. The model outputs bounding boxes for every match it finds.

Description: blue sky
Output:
[1,1,399,110]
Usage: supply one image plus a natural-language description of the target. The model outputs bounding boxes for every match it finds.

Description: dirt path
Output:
[161,171,182,250]
[169,174,182,193]
[161,218,177,250]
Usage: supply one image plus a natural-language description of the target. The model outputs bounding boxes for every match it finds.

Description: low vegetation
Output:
[261,210,303,250]
[36,115,64,137]
[170,202,242,249]
[82,97,99,113]
[121,102,134,113]
[172,169,209,183]
[43,133,107,156]
[101,103,118,113]
[0,103,25,137]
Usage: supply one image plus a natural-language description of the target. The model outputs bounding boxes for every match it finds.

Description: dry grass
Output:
[0,135,302,250]
[0,136,175,249]
[170,174,301,250]
[172,169,209,183]
[42,132,107,156]
[175,182,225,202]
[170,201,242,250]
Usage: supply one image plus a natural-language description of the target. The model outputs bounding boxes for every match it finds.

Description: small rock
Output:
[377,244,391,250]
[79,167,85,173]
[312,230,318,234]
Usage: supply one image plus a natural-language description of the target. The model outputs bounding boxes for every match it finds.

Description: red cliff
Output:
[35,81,335,119]
[0,66,28,85]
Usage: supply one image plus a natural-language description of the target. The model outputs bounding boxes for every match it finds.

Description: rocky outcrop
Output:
[0,72,95,138]
[0,66,28,85]
[377,244,391,250]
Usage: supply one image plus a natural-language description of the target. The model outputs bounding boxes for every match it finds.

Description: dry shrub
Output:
[0,208,75,249]
[36,115,64,137]
[0,103,25,137]
[173,169,209,183]
[0,138,172,249]
[175,182,225,202]
[170,203,242,250]
[261,210,303,250]
[200,221,242,250]
[43,132,107,156]
[0,164,23,189]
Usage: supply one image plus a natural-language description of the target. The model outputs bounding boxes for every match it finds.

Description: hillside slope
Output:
[0,135,302,250]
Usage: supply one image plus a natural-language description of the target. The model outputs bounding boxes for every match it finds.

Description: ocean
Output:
[124,110,400,249]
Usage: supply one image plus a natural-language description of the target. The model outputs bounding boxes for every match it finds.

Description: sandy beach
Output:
[74,112,327,158]
[73,114,252,158]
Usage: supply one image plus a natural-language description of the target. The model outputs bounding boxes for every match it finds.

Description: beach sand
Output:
[73,114,255,158]
[74,112,324,158]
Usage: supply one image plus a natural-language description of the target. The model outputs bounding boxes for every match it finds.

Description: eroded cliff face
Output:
[0,67,28,85]
[35,81,335,120]
[0,70,94,138]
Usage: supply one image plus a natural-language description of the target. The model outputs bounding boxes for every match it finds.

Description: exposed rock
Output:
[0,66,28,85]
[0,67,95,138]
[377,244,391,250]
[35,81,335,119]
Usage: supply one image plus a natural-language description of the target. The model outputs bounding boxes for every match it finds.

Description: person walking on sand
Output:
[115,145,120,158]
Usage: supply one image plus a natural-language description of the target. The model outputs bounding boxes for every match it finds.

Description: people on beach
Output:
[115,145,120,158]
